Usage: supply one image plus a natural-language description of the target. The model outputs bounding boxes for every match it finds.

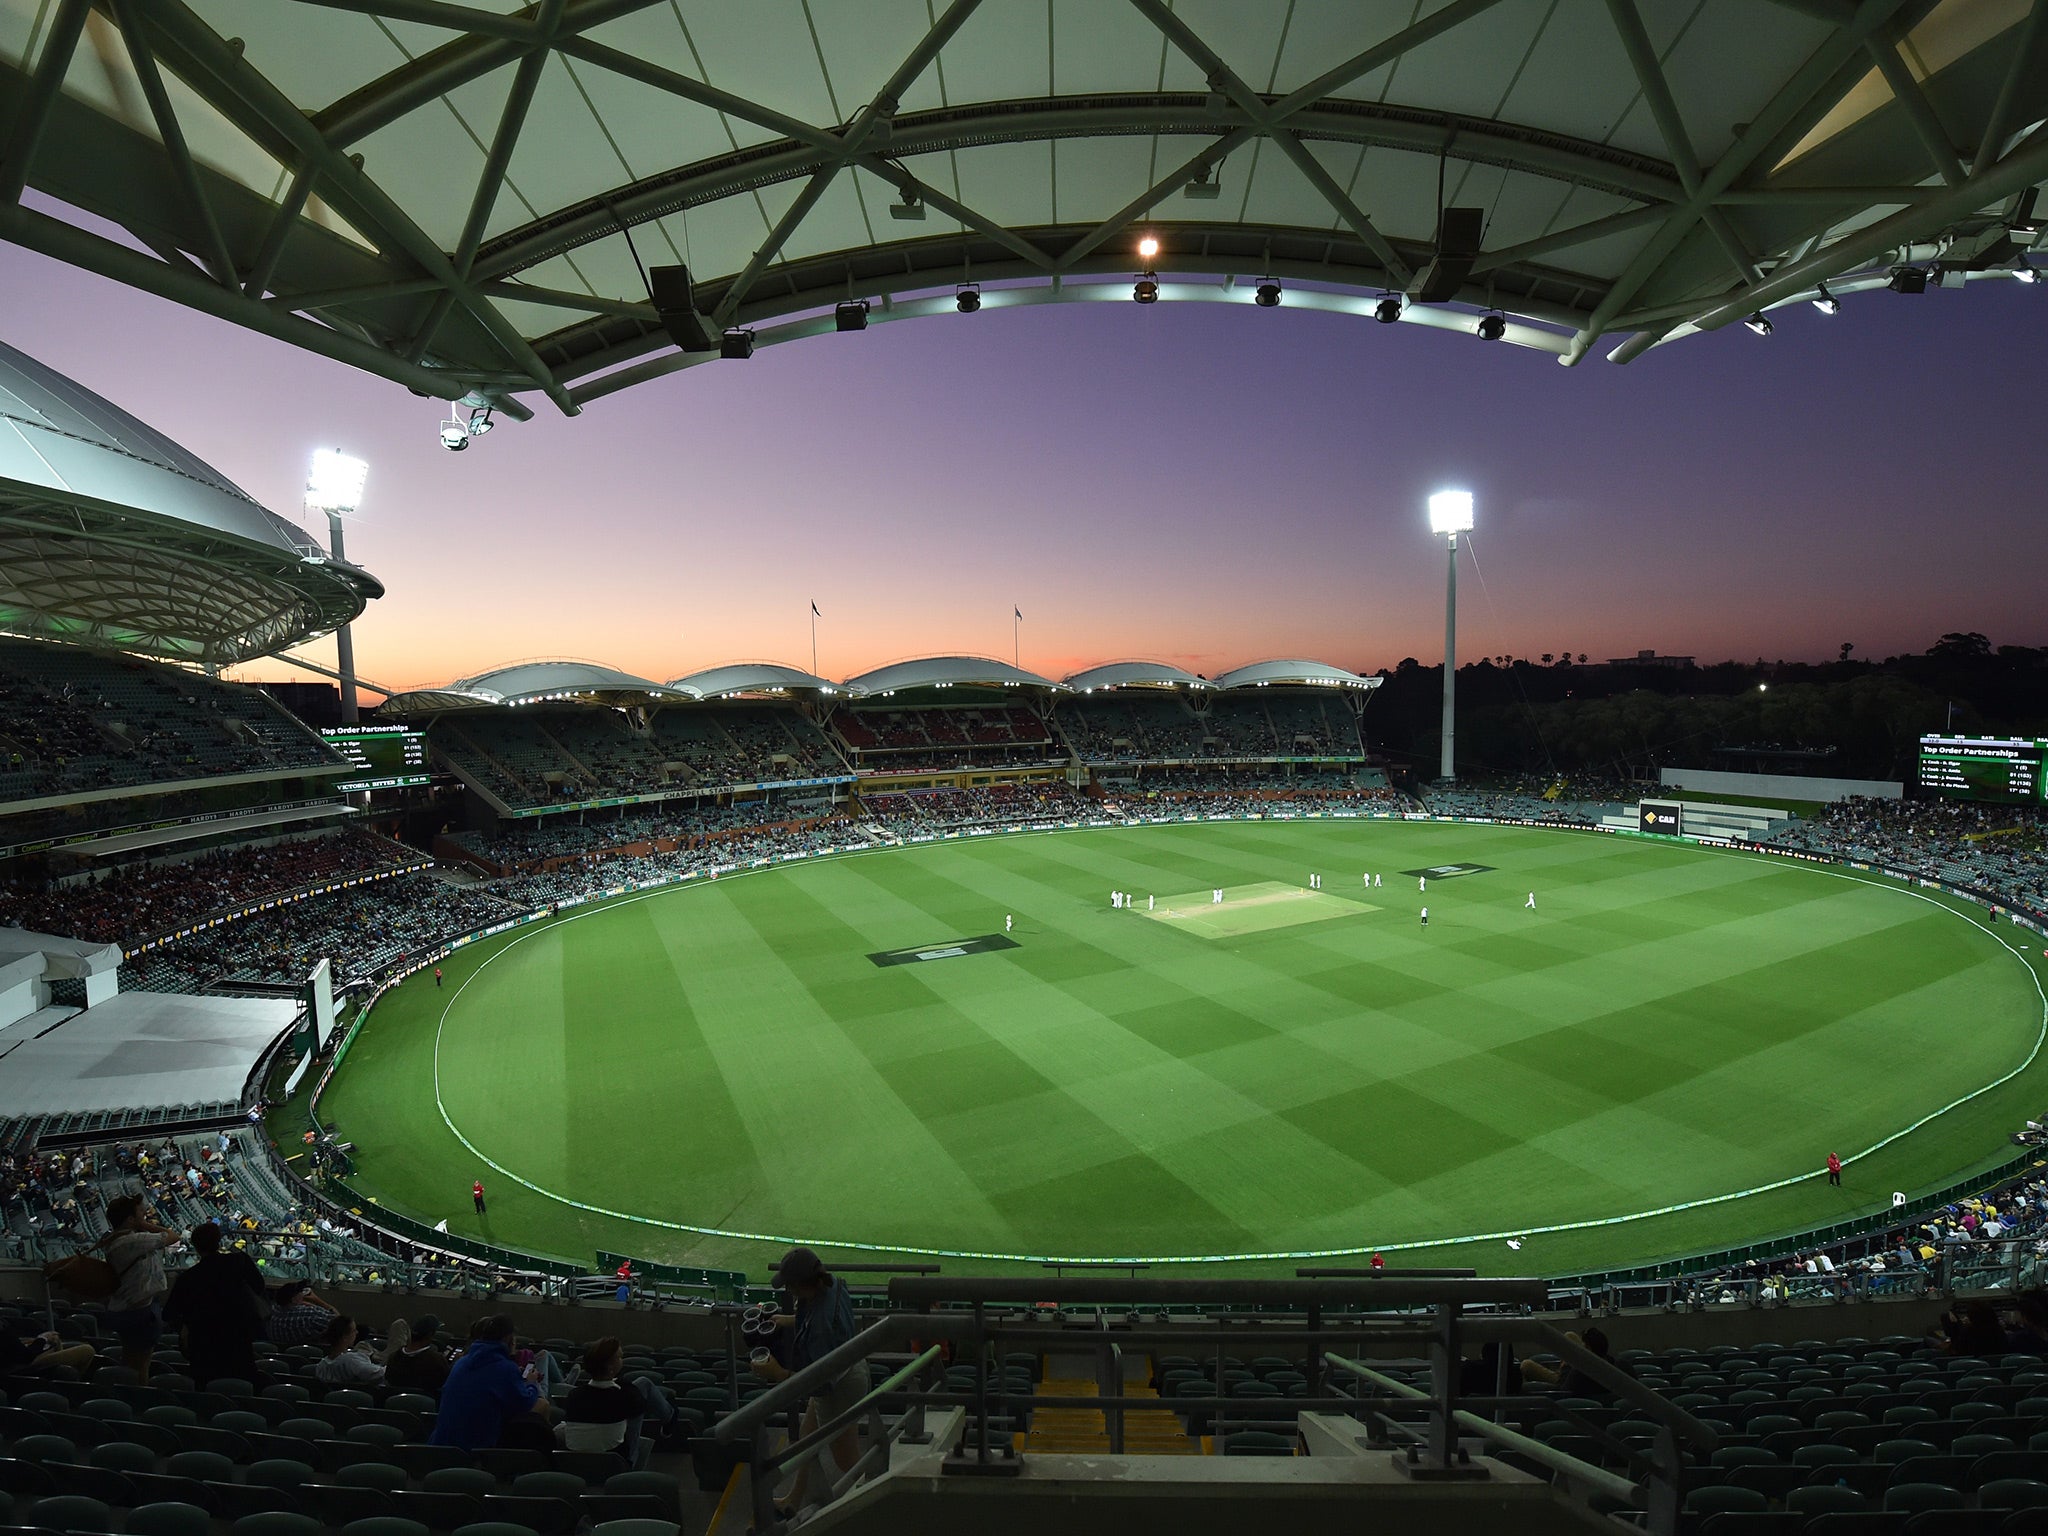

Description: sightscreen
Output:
[323,724,430,792]
[1917,734,2047,805]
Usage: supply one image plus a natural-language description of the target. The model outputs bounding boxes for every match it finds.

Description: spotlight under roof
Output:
[1475,311,1506,341]
[1373,295,1402,324]
[1137,234,1160,261]
[956,284,981,312]
[1133,277,1160,304]
[834,299,870,332]
[1888,266,1929,294]
[1253,280,1281,308]
[1811,285,1841,315]
[1742,312,1773,336]
[720,328,755,359]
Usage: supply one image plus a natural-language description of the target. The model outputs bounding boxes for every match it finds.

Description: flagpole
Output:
[810,603,818,677]
[1013,608,1018,669]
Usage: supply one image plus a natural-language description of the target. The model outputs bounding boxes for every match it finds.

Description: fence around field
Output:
[284,810,2048,1305]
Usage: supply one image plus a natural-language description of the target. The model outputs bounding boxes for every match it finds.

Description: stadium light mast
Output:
[305,449,370,723]
[1427,489,1475,782]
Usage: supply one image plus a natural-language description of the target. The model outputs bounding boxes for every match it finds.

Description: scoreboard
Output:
[1917,735,2048,805]
[324,724,431,792]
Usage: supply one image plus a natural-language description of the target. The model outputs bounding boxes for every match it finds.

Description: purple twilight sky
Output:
[2,236,2042,695]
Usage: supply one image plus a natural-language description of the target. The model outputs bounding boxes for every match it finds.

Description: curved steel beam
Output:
[531,218,1601,384]
[472,95,1685,284]
[561,256,1588,409]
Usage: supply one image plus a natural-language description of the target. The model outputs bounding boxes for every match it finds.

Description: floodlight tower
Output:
[305,450,370,723]
[1427,489,1475,782]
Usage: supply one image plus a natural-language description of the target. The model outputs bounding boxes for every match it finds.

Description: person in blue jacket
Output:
[429,1314,557,1449]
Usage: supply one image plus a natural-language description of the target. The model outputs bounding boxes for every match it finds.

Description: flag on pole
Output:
[811,601,821,617]
[1014,607,1023,621]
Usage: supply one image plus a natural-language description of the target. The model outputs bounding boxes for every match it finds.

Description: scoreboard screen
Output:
[1917,735,2047,805]
[324,724,430,792]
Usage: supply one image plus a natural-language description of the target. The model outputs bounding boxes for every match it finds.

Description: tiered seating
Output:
[1055,696,1205,759]
[0,1319,704,1536]
[0,832,420,945]
[120,876,521,993]
[1262,695,1362,754]
[1500,1335,2048,1532]
[0,641,338,805]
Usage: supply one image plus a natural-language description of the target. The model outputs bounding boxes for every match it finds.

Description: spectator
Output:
[99,1193,180,1381]
[314,1313,401,1384]
[161,1221,269,1385]
[0,1322,95,1376]
[751,1247,864,1515]
[266,1277,338,1347]
[1521,1326,1627,1396]
[558,1335,680,1467]
[429,1314,556,1451]
[384,1312,455,1395]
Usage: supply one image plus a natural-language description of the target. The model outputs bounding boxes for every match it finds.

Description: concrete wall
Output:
[1661,768,1903,803]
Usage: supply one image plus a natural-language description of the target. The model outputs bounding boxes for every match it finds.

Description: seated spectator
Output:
[1520,1326,1626,1396]
[266,1277,338,1347]
[315,1313,401,1384]
[0,1323,96,1376]
[558,1335,679,1467]
[162,1221,269,1385]
[429,1313,557,1451]
[384,1312,455,1394]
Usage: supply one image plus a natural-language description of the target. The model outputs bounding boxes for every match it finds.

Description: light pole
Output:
[1427,489,1474,782]
[305,449,369,723]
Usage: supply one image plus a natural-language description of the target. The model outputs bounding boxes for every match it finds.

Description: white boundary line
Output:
[412,822,2048,1265]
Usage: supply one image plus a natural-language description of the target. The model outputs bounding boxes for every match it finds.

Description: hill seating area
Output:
[0,642,340,806]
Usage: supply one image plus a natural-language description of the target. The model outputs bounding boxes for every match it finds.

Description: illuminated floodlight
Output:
[1743,312,1773,336]
[2014,261,2039,285]
[1254,280,1281,307]
[1133,277,1160,304]
[305,449,368,514]
[1374,295,1403,324]
[1427,489,1475,536]
[1137,234,1160,261]
[1811,284,1841,315]
[956,284,981,313]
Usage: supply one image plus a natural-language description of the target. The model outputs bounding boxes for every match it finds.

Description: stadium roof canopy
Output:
[1065,661,1213,692]
[669,662,839,697]
[0,338,380,664]
[842,656,1058,696]
[1213,659,1381,690]
[381,658,684,711]
[3,2,2043,417]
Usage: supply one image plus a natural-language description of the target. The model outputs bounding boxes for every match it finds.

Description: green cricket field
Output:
[317,819,2047,1278]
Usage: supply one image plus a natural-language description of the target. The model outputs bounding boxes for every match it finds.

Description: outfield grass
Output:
[319,821,2048,1279]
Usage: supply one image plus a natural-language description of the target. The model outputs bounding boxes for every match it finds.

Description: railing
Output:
[712,1275,1713,1536]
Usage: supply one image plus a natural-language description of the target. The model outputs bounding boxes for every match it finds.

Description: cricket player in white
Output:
[1005,914,1013,932]
[1525,892,1536,910]
[1418,874,1426,893]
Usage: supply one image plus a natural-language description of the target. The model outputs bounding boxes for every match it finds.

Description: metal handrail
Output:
[1324,1354,1642,1505]
[886,1275,1548,1307]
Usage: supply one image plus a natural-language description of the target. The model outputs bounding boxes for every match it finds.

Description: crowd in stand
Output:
[0,640,336,804]
[120,876,521,993]
[1770,797,2048,914]
[1682,1168,2048,1306]
[0,831,417,944]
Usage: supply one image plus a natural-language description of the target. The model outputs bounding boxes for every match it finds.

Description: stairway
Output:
[1023,1375,1200,1455]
